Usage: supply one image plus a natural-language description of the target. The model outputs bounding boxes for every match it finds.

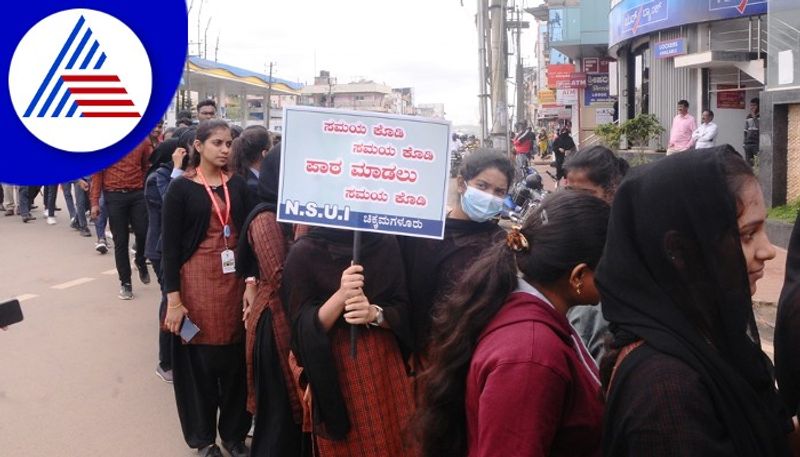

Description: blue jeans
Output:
[18,186,31,217]
[94,193,108,241]
[64,181,88,229]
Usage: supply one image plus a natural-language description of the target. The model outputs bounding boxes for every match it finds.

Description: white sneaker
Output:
[46,216,57,225]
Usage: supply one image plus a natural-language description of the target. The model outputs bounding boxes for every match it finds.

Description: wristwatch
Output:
[370,305,385,327]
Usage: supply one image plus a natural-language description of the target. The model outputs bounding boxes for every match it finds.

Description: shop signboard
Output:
[547,64,575,89]
[538,89,556,104]
[557,88,579,104]
[716,85,746,109]
[583,58,599,73]
[277,106,451,239]
[585,73,614,105]
[610,0,768,47]
[654,38,687,59]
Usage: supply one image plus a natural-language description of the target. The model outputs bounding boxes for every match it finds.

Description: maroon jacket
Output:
[465,288,603,457]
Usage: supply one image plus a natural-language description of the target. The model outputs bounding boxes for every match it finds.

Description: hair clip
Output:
[506,225,530,253]
[540,209,549,225]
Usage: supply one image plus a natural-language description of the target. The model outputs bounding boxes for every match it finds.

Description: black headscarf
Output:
[147,138,179,176]
[236,143,285,279]
[776,212,800,416]
[598,146,790,456]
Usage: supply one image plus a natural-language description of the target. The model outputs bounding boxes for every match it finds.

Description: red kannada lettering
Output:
[394,191,428,207]
[372,123,406,139]
[305,158,344,176]
[401,146,435,162]
[322,119,368,136]
[344,186,389,203]
[350,161,419,183]
[352,142,398,157]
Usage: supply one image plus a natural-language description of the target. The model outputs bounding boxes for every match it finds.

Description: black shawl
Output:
[281,227,411,440]
[399,218,504,352]
[598,146,790,457]
[776,212,800,416]
[236,144,290,279]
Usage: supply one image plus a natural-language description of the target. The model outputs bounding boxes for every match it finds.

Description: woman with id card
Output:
[162,119,256,457]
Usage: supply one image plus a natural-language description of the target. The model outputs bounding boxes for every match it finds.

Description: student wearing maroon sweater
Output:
[416,190,610,457]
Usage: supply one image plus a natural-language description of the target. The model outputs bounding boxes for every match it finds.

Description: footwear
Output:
[95,239,108,254]
[198,444,223,457]
[22,215,36,223]
[137,264,151,285]
[222,441,249,457]
[70,218,79,230]
[118,284,133,300]
[79,227,92,237]
[155,365,173,383]
[46,216,57,225]
[247,420,254,438]
[4,209,13,216]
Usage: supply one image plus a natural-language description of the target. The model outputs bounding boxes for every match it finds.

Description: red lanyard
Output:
[196,169,231,246]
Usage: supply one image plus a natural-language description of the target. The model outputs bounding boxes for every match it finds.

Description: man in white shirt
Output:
[691,110,718,149]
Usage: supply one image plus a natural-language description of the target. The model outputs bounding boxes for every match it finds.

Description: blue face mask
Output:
[461,185,504,222]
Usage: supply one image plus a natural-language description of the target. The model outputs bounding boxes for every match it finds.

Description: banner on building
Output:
[547,64,575,89]
[557,88,579,104]
[277,106,451,239]
[538,89,557,104]
[609,0,768,47]
[585,73,614,105]
[654,38,687,59]
[716,85,746,109]
[596,107,616,124]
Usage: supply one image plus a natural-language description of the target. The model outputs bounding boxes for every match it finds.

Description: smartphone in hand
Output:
[179,316,200,343]
[0,299,24,328]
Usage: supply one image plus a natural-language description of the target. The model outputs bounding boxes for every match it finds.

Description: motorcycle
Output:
[503,168,549,222]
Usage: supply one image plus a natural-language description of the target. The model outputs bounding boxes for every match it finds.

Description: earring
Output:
[576,283,582,295]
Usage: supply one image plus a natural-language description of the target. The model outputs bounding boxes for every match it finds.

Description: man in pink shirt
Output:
[667,99,697,155]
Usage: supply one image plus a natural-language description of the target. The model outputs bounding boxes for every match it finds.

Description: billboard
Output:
[610,0,768,47]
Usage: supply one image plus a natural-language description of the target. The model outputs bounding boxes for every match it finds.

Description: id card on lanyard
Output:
[197,169,236,274]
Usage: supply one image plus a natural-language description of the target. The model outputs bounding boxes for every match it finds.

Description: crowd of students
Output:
[9,109,800,457]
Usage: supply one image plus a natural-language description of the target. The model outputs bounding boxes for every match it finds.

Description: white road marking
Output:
[51,277,95,290]
[15,294,39,302]
[101,269,118,276]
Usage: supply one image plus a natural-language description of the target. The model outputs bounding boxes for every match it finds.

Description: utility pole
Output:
[196,0,204,57]
[489,0,508,151]
[265,62,274,130]
[476,0,489,146]
[203,17,212,59]
[214,33,220,62]
[515,6,525,125]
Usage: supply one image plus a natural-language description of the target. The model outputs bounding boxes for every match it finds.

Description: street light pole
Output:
[477,0,489,146]
[266,62,274,130]
[489,0,508,151]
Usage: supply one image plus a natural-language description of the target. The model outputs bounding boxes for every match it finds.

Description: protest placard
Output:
[277,106,451,239]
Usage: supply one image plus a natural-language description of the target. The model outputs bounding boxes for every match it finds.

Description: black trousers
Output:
[555,150,566,181]
[744,144,759,166]
[251,310,306,457]
[105,190,148,285]
[172,340,251,449]
[151,260,172,370]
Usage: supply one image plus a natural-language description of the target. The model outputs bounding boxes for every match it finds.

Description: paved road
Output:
[0,194,198,456]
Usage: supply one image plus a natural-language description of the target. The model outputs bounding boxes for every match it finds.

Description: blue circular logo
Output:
[1,1,187,184]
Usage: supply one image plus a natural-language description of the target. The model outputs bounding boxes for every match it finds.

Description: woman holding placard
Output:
[400,151,513,364]
[282,227,415,457]
[162,119,256,457]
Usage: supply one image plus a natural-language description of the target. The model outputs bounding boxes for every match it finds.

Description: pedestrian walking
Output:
[90,124,160,299]
[283,227,415,457]
[552,127,576,183]
[667,99,697,154]
[162,119,255,457]
[416,190,610,457]
[598,146,790,456]
[237,144,308,457]
[512,121,535,180]
[400,151,513,364]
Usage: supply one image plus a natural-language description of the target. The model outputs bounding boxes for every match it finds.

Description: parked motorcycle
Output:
[503,168,548,222]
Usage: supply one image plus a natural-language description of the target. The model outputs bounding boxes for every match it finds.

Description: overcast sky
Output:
[190,0,538,126]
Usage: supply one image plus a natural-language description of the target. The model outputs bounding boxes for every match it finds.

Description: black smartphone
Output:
[0,299,24,327]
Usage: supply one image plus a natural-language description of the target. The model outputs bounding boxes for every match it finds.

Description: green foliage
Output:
[768,199,800,223]
[621,114,666,149]
[594,122,622,149]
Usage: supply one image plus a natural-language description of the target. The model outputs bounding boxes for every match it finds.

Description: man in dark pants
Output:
[744,97,760,166]
[90,127,160,299]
